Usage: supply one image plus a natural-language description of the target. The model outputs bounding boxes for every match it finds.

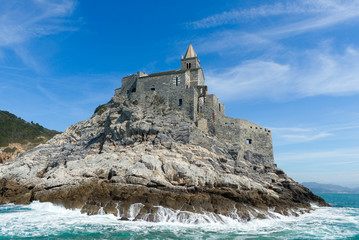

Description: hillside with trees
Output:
[0,111,60,163]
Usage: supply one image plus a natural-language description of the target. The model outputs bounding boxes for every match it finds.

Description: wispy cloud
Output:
[191,0,359,56]
[280,132,333,143]
[270,127,333,145]
[190,0,359,30]
[0,0,76,71]
[206,45,359,101]
[277,147,359,162]
[270,122,359,145]
[190,1,359,102]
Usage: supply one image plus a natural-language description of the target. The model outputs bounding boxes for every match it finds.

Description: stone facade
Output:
[117,44,274,163]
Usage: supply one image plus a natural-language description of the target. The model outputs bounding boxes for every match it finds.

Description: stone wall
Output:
[189,68,205,86]
[202,94,226,122]
[214,117,273,162]
[119,71,198,120]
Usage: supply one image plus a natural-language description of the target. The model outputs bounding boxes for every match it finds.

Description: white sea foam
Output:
[0,201,358,239]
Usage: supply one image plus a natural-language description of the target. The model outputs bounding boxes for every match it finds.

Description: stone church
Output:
[117,45,274,162]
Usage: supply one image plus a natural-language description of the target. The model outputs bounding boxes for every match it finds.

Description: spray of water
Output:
[0,201,358,239]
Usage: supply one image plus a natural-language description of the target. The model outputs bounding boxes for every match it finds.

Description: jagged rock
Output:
[0,94,328,221]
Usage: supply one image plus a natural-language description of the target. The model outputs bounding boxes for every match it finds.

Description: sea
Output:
[0,193,358,239]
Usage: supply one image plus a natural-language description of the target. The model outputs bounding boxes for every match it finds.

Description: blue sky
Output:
[0,0,358,187]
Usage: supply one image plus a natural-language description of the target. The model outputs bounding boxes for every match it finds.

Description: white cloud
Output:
[0,0,76,46]
[280,132,332,143]
[271,127,314,133]
[206,46,359,101]
[270,122,359,146]
[206,60,291,100]
[192,0,359,60]
[190,0,359,30]
[270,127,333,145]
[277,148,359,162]
[0,0,76,71]
[193,3,359,102]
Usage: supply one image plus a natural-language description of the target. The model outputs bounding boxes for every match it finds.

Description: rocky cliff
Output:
[0,94,328,221]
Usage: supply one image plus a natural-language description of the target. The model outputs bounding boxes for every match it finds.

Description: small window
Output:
[151,86,155,91]
[246,139,252,144]
[175,77,179,86]
[131,88,136,93]
[225,122,228,125]
[179,99,183,106]
[219,104,221,112]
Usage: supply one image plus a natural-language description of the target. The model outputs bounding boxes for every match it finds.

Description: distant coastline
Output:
[302,182,359,194]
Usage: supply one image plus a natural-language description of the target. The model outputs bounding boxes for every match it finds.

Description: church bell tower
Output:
[181,44,200,70]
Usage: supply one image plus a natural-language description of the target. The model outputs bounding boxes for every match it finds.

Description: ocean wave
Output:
[0,201,358,239]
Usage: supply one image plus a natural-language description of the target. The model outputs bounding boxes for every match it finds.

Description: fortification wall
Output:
[202,94,226,121]
[209,116,273,165]
[120,75,138,94]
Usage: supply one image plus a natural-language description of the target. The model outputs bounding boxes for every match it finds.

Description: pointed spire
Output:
[184,44,197,59]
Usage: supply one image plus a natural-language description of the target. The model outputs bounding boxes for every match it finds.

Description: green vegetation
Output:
[0,111,61,147]
[94,104,108,115]
[3,147,17,153]
[151,94,165,106]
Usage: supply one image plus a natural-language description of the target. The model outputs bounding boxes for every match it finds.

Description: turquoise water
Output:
[0,194,358,239]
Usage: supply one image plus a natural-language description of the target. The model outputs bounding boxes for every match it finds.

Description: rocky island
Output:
[0,45,328,222]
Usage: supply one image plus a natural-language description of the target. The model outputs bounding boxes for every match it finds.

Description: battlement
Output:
[117,45,273,164]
